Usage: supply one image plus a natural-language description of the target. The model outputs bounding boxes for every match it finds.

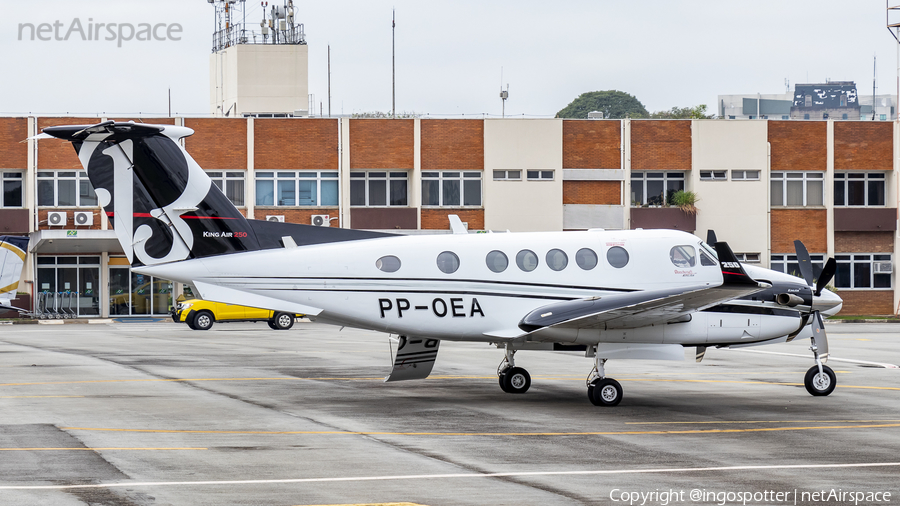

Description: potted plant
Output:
[670,190,699,215]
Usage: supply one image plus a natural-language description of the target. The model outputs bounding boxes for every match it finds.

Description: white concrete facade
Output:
[210,44,309,117]
[483,119,563,232]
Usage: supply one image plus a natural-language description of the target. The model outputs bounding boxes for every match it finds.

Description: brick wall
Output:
[837,290,894,315]
[0,118,28,169]
[768,121,826,171]
[562,120,621,169]
[770,209,827,253]
[421,119,483,170]
[834,122,893,171]
[631,120,691,171]
[421,209,484,230]
[834,231,894,253]
[184,118,247,171]
[562,181,621,205]
[253,207,339,226]
[37,117,100,169]
[254,119,339,171]
[349,119,414,169]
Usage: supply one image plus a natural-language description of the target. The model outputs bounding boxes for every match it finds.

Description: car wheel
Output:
[271,312,294,330]
[192,310,214,331]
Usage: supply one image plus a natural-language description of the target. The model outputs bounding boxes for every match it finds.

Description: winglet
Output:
[448,215,468,235]
[714,241,768,288]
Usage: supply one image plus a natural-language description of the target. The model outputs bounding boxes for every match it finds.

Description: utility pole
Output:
[168,88,171,117]
[392,9,396,118]
[327,44,332,117]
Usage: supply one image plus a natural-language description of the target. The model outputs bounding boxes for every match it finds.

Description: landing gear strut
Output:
[586,347,622,406]
[497,344,530,394]
[804,336,836,396]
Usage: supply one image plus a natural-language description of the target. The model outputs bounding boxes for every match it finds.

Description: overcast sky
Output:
[3,0,899,118]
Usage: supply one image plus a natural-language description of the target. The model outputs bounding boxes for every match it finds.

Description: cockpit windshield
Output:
[698,241,719,267]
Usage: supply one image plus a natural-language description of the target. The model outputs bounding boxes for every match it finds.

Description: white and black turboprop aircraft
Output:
[40,121,845,406]
[0,235,29,315]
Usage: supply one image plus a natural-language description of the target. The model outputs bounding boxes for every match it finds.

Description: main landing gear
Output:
[804,335,836,396]
[497,345,531,394]
[586,349,622,406]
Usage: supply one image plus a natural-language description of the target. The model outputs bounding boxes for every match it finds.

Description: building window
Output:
[206,171,245,207]
[880,114,888,121]
[834,254,892,289]
[770,172,824,207]
[37,171,97,207]
[630,172,685,206]
[804,114,810,120]
[805,95,812,107]
[840,94,847,107]
[350,171,408,207]
[699,171,727,181]
[735,253,761,263]
[731,170,760,181]
[1,171,23,208]
[728,115,736,120]
[493,170,521,180]
[422,171,482,207]
[834,172,885,207]
[36,255,101,317]
[526,170,554,181]
[255,171,339,207]
[841,113,848,120]
[771,254,825,279]
[782,115,789,120]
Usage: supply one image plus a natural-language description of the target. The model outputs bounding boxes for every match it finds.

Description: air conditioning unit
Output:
[874,262,893,274]
[74,211,94,226]
[47,211,67,226]
[266,215,285,222]
[310,214,330,227]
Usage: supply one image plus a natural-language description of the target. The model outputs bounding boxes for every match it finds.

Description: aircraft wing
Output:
[518,241,769,337]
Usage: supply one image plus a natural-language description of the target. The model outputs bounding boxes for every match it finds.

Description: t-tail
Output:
[0,235,29,312]
[41,121,389,268]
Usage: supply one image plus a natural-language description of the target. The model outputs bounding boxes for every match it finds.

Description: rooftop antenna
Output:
[784,78,790,94]
[888,2,900,118]
[499,67,509,118]
[874,54,878,120]
[328,44,332,117]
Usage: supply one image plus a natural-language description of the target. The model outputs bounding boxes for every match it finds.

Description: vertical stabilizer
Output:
[0,235,29,310]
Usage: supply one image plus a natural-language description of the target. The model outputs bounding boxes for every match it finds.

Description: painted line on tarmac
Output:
[722,348,899,369]
[60,422,900,437]
[0,395,84,398]
[0,447,206,451]
[625,419,900,425]
[2,461,899,490]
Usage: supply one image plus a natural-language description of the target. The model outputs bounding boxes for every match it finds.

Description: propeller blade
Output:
[706,230,718,245]
[810,310,829,360]
[815,258,837,296]
[793,240,815,287]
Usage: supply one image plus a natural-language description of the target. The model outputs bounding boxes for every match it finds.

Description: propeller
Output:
[791,240,837,359]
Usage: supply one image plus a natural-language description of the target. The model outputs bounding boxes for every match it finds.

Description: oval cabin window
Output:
[607,246,629,268]
[376,255,401,272]
[486,250,508,273]
[437,251,460,274]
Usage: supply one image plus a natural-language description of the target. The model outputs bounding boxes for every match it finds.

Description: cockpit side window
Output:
[700,251,717,266]
[670,245,696,268]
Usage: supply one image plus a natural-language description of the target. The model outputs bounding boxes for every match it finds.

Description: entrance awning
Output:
[30,229,124,255]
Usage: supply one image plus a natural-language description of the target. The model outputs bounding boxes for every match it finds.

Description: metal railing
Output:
[212,24,306,53]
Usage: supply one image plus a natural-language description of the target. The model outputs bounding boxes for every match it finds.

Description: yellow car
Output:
[172,288,297,331]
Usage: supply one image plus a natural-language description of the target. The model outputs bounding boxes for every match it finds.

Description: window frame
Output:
[1,170,24,208]
[833,172,886,207]
[421,170,483,208]
[834,253,892,290]
[770,254,825,280]
[630,171,686,206]
[699,170,727,181]
[770,171,825,207]
[730,170,760,181]
[350,170,409,207]
[36,170,97,208]
[206,170,246,207]
[492,170,521,181]
[255,170,339,207]
[525,170,555,181]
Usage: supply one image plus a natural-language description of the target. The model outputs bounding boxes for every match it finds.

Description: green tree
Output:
[650,104,715,119]
[556,90,649,119]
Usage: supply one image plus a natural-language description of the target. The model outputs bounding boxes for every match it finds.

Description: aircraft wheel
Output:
[804,365,836,396]
[271,312,295,330]
[192,310,214,331]
[267,320,278,330]
[590,378,623,406]
[499,367,531,394]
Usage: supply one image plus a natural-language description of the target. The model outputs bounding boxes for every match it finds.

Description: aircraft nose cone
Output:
[814,288,843,316]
